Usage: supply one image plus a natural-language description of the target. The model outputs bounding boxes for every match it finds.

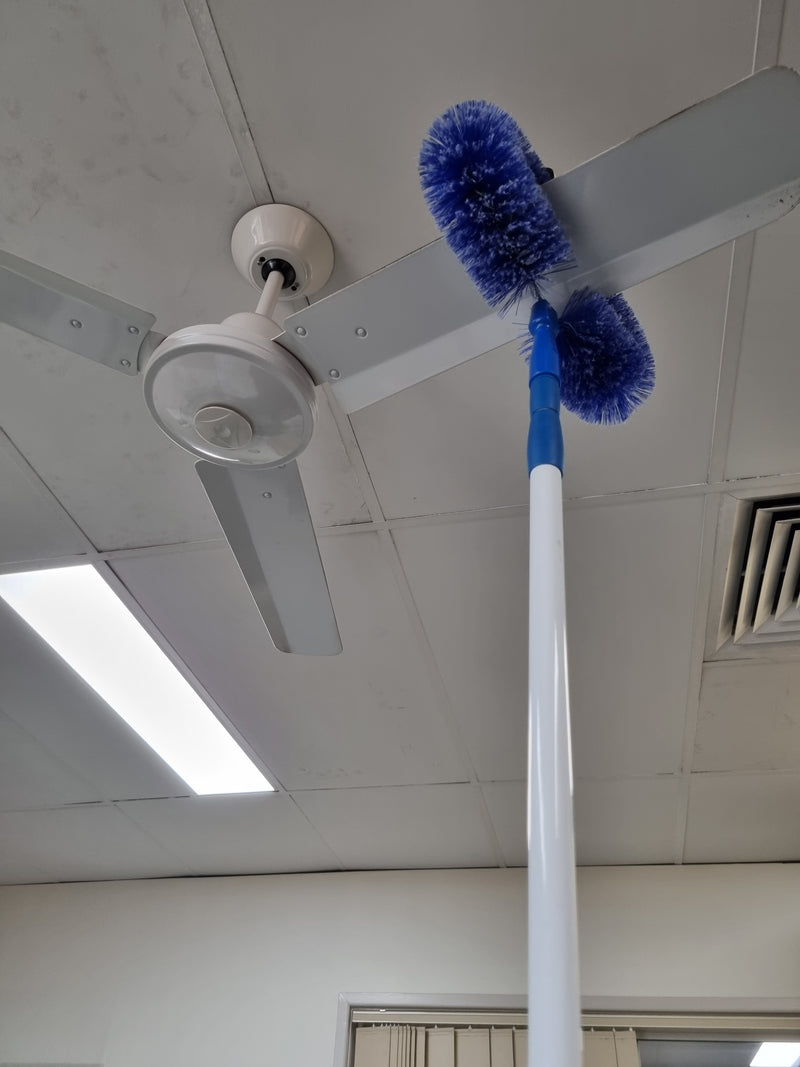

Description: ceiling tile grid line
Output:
[180,0,274,206]
[705,236,755,486]
[324,381,511,853]
[670,0,787,863]
[8,468,800,574]
[323,384,390,525]
[672,493,724,864]
[705,0,785,486]
[375,529,486,791]
[754,0,789,67]
[0,428,97,560]
[284,793,347,871]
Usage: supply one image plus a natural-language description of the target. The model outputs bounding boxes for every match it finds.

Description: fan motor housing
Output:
[143,320,317,468]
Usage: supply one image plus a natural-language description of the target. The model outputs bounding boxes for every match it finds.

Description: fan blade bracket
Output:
[0,248,156,374]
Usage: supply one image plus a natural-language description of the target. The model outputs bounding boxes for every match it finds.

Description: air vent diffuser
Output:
[718,496,800,649]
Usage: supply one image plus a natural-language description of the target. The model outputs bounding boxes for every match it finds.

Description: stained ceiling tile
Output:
[353,247,730,518]
[694,660,800,772]
[111,535,469,791]
[293,784,497,869]
[0,0,256,330]
[209,0,755,290]
[0,0,317,551]
[118,794,340,875]
[685,771,800,861]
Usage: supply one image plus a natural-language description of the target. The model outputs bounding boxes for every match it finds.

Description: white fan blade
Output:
[0,247,158,374]
[196,460,342,656]
[283,66,800,412]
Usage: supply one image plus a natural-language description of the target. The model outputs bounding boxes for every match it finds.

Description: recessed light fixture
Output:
[751,1043,800,1067]
[0,565,274,796]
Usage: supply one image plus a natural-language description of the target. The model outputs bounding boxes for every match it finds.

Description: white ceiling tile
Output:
[0,804,188,884]
[722,0,800,481]
[394,497,702,782]
[353,247,730,518]
[573,778,681,866]
[724,207,800,479]
[482,778,682,867]
[694,660,800,773]
[481,782,526,866]
[0,711,101,812]
[208,0,755,290]
[111,536,469,790]
[118,794,340,875]
[0,599,190,800]
[393,516,528,781]
[565,496,704,778]
[296,389,371,528]
[293,784,496,869]
[685,772,800,862]
[0,437,88,564]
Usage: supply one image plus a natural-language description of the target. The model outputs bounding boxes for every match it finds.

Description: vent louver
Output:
[718,495,800,649]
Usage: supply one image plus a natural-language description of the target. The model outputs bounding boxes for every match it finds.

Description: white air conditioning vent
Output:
[716,495,800,651]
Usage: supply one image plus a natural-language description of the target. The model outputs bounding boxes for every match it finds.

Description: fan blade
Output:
[195,460,342,656]
[282,66,800,412]
[0,247,157,374]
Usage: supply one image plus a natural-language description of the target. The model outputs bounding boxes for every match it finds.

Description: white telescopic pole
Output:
[526,300,581,1067]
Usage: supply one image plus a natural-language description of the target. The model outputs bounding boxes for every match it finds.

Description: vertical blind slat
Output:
[427,1027,456,1067]
[490,1029,514,1067]
[583,1031,618,1067]
[415,1027,426,1067]
[355,1022,640,1067]
[512,1029,527,1067]
[455,1028,491,1067]
[355,1027,392,1067]
[613,1030,642,1067]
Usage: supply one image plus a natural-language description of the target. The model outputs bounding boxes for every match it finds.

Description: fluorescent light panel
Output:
[751,1044,800,1067]
[0,565,273,796]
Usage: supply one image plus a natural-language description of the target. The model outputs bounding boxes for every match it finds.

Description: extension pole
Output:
[526,301,581,1067]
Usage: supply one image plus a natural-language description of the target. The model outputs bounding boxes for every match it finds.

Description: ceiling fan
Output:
[2,66,800,656]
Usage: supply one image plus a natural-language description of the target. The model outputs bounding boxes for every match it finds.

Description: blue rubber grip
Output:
[527,300,564,475]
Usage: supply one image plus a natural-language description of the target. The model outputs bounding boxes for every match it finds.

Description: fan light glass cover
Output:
[143,323,317,468]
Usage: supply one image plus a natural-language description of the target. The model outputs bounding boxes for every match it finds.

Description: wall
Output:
[0,865,799,1067]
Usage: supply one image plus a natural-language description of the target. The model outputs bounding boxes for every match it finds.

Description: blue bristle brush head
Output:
[419,101,572,309]
[556,290,655,424]
[420,101,655,423]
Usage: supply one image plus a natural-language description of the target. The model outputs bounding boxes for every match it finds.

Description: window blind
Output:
[353,1025,638,1067]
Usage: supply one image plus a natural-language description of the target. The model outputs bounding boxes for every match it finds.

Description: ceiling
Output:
[2,0,800,883]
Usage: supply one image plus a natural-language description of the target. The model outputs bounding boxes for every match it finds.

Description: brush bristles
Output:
[419,101,571,309]
[556,290,655,424]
